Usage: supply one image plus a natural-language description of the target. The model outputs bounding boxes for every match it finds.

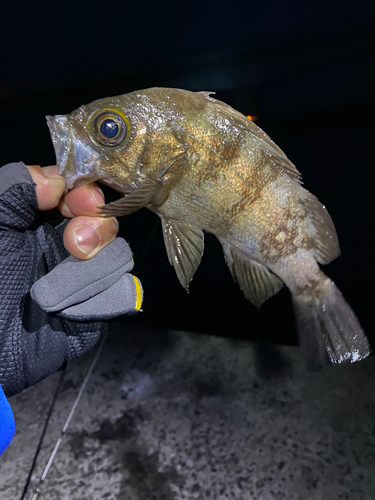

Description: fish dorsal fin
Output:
[224,247,284,308]
[99,177,163,217]
[161,217,204,290]
[300,189,340,264]
[198,92,302,184]
[196,91,216,100]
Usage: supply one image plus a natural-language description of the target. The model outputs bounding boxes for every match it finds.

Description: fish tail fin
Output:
[292,280,371,371]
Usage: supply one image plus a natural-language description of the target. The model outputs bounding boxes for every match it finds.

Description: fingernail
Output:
[89,185,104,204]
[59,201,74,218]
[43,165,62,178]
[73,224,101,256]
[111,217,119,232]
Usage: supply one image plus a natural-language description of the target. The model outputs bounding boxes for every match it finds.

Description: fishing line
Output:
[20,372,66,500]
[28,330,108,500]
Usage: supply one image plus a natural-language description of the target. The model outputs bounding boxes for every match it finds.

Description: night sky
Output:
[1,0,375,349]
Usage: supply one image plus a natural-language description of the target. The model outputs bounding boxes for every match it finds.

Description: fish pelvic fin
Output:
[292,280,371,371]
[99,176,163,217]
[161,217,204,290]
[300,189,340,265]
[223,247,284,309]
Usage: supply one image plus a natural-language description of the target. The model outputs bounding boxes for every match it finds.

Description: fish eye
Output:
[91,109,128,146]
[100,118,119,139]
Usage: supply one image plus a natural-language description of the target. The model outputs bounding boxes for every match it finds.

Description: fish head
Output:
[46,95,148,192]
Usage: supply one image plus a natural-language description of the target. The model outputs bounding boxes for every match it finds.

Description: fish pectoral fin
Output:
[224,247,284,309]
[99,177,163,217]
[161,217,204,290]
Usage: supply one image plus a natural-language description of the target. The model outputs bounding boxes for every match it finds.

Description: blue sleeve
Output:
[0,384,15,455]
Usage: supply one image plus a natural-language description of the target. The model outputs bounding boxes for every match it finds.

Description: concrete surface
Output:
[1,325,375,500]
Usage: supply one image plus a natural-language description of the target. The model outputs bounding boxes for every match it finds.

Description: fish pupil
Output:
[100,118,119,139]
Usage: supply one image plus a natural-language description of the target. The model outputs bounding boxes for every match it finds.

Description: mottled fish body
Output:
[47,87,370,369]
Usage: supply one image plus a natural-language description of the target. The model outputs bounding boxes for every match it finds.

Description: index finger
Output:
[26,165,65,211]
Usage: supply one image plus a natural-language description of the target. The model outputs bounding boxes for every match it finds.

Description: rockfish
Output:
[47,87,370,369]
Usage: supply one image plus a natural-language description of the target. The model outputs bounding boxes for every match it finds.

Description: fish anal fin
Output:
[99,176,163,217]
[301,189,340,264]
[161,217,204,290]
[224,248,284,308]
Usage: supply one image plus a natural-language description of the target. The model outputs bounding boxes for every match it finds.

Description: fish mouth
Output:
[46,115,101,190]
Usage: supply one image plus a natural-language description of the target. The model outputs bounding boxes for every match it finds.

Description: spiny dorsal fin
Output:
[161,217,204,290]
[196,91,216,101]
[99,177,162,217]
[224,247,284,308]
[299,188,340,265]
[198,92,302,184]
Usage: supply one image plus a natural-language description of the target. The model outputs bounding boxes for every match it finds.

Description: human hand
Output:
[26,164,118,259]
[0,161,142,396]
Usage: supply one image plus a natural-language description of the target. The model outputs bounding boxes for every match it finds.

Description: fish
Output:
[46,87,371,370]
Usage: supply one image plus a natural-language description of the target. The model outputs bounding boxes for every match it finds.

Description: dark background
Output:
[1,0,374,348]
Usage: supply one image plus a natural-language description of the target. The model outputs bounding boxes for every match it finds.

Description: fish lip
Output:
[64,174,99,190]
[46,114,101,189]
[46,115,70,176]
